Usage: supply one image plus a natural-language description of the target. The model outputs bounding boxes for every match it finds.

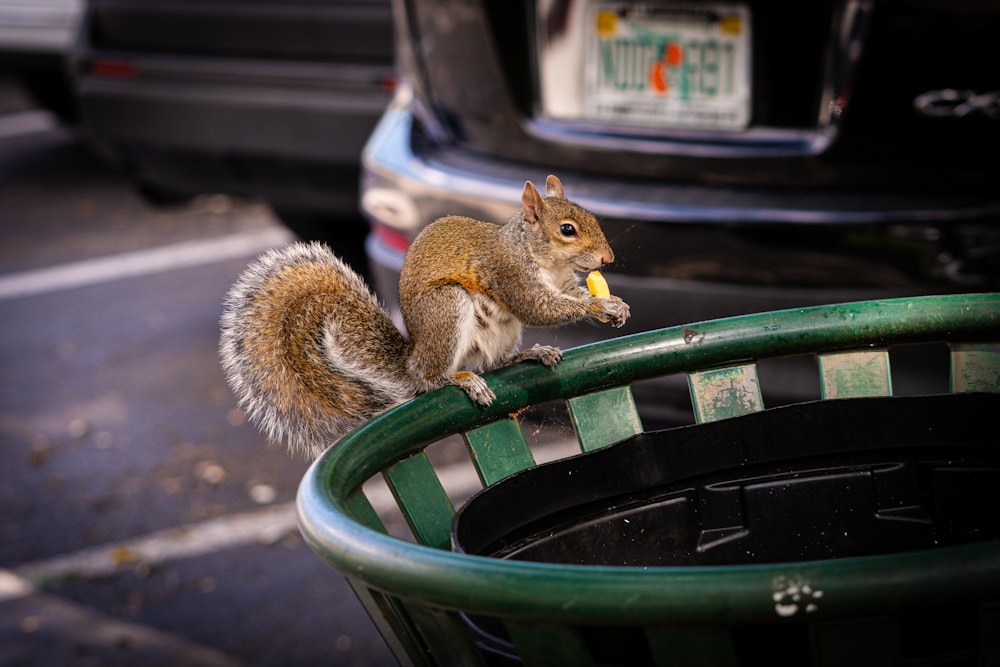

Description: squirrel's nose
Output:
[600,248,614,265]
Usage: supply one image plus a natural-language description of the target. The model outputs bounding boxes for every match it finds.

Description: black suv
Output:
[359,0,1000,414]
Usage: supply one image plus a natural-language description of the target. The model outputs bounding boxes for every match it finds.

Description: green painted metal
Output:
[951,342,1000,393]
[979,602,1000,667]
[688,363,764,423]
[645,627,739,667]
[383,452,454,549]
[403,605,487,667]
[342,494,433,666]
[463,418,535,486]
[505,623,594,666]
[345,581,432,667]
[567,386,643,451]
[296,293,1000,665]
[818,349,893,398]
[808,618,901,666]
[344,490,386,533]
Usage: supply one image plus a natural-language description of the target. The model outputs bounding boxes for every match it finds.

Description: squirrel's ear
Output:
[545,174,564,199]
[521,180,543,223]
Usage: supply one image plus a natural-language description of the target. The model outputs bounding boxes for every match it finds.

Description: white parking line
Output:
[0,226,294,300]
[1,460,484,600]
[12,503,300,590]
[0,569,33,603]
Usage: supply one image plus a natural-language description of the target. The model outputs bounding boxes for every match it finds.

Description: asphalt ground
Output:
[0,89,405,665]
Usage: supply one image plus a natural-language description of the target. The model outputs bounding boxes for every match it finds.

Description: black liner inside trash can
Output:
[453,394,1000,567]
[451,393,1000,666]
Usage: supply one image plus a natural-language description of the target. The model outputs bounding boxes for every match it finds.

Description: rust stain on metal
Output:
[683,327,704,344]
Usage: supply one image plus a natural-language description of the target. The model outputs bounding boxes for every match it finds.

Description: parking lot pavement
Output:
[0,125,398,665]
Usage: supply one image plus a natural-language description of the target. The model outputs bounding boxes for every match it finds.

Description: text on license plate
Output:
[586,3,751,131]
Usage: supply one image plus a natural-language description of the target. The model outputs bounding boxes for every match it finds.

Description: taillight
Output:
[87,59,136,79]
[371,222,412,255]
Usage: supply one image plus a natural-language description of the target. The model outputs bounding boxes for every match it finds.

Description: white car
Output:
[0,0,81,53]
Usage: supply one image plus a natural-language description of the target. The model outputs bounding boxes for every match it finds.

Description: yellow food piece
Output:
[586,271,610,299]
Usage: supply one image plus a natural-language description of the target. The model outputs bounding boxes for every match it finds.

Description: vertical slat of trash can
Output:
[341,492,436,666]
[818,349,893,398]
[345,581,433,667]
[403,604,489,667]
[464,418,535,486]
[979,602,1000,666]
[505,622,595,666]
[345,490,387,533]
[379,463,487,664]
[688,363,764,423]
[645,626,739,667]
[383,452,455,549]
[951,342,1000,393]
[343,493,441,666]
[567,386,644,452]
[809,618,901,666]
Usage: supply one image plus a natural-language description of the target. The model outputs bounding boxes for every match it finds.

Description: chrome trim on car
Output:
[913,89,1000,119]
[816,0,872,129]
[524,117,831,158]
[363,97,1000,234]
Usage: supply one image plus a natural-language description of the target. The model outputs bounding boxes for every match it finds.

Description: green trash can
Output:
[297,294,1000,667]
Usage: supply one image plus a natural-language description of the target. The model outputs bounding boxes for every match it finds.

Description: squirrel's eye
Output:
[559,222,578,237]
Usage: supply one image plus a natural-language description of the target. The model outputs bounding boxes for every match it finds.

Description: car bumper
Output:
[74,54,393,210]
[363,98,1000,223]
[76,55,392,163]
[364,100,973,325]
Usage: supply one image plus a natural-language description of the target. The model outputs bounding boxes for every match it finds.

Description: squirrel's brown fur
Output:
[219,175,629,458]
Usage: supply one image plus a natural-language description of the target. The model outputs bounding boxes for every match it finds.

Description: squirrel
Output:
[219,174,630,458]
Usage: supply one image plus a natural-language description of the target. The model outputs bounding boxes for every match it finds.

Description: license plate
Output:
[585,3,751,131]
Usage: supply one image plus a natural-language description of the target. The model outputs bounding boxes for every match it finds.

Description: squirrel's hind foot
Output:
[513,343,563,368]
[451,371,496,406]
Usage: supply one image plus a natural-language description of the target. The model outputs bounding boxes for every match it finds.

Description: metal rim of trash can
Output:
[297,293,1000,625]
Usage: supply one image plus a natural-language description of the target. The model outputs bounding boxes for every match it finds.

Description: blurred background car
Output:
[359,0,1000,418]
[69,0,394,267]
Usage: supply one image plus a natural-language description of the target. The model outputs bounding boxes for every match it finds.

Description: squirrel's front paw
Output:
[452,371,496,406]
[597,296,631,328]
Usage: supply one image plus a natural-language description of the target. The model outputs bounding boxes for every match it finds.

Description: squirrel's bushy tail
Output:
[219,242,414,458]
